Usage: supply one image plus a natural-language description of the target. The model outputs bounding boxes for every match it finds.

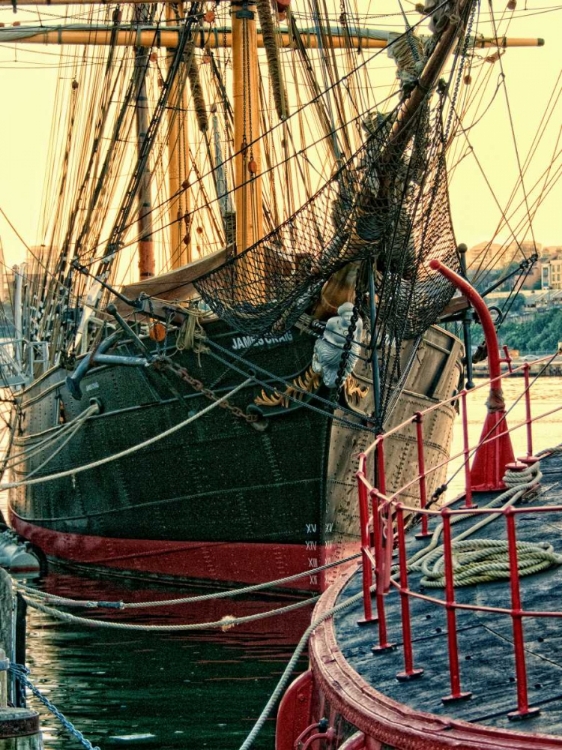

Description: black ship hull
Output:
[8,321,462,591]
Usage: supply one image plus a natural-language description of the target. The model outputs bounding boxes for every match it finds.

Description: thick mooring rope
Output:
[9,403,99,481]
[16,553,361,609]
[8,402,98,467]
[23,593,319,631]
[237,587,366,750]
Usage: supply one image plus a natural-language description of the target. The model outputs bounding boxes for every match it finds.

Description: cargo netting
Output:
[193,103,460,340]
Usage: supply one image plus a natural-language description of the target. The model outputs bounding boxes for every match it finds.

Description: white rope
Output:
[11,404,99,480]
[420,539,562,587]
[0,379,253,490]
[239,448,562,750]
[16,552,361,609]
[406,461,550,587]
[22,592,319,631]
[8,404,98,467]
[238,585,366,750]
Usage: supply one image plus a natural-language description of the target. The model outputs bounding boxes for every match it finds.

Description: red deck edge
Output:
[309,566,562,749]
[10,515,327,591]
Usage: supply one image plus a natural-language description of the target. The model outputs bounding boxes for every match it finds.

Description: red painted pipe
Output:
[430,259,515,490]
[429,259,501,381]
[356,471,374,623]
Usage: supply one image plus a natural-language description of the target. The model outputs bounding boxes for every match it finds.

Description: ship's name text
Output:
[231,332,293,350]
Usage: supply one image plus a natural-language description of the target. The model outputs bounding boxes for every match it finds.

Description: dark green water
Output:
[21,573,312,750]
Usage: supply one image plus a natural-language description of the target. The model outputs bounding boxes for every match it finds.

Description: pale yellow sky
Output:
[0,0,560,268]
[448,2,562,251]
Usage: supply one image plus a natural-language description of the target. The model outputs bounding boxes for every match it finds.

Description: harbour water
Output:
[3,375,562,750]
[21,576,312,749]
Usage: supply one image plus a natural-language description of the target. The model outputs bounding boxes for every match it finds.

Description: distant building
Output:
[542,245,562,259]
[0,238,15,307]
[467,241,541,269]
[541,252,562,290]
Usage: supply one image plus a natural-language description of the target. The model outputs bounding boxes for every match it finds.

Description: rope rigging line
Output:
[16,552,361,610]
[487,4,538,254]
[21,591,320,631]
[72,0,454,271]
[201,336,376,426]
[486,67,559,252]
[75,85,403,273]
[0,378,253,490]
[193,102,459,346]
[201,346,374,434]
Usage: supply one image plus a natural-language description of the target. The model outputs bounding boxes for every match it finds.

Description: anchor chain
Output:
[334,273,365,392]
[162,360,258,424]
[9,663,100,750]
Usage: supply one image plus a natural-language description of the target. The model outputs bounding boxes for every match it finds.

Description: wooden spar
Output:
[134,30,155,279]
[166,5,191,269]
[385,0,478,161]
[231,0,263,254]
[0,26,544,49]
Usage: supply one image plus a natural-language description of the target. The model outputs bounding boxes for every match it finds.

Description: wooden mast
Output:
[133,13,155,279]
[165,4,191,268]
[231,0,263,254]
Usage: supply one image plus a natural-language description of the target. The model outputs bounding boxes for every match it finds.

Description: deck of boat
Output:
[310,448,562,746]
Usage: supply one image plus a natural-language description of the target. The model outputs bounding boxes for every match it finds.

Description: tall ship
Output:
[0,0,545,589]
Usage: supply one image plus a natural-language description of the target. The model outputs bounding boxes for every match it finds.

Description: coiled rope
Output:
[175,307,209,354]
[238,449,562,748]
[420,539,562,588]
[404,458,562,588]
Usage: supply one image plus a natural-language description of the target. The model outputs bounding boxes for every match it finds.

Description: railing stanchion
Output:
[441,509,472,703]
[376,437,386,496]
[506,508,540,720]
[460,390,474,509]
[356,459,375,626]
[414,412,431,538]
[523,363,533,459]
[371,489,395,653]
[396,504,423,681]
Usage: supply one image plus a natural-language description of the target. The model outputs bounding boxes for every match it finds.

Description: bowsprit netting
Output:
[193,102,460,339]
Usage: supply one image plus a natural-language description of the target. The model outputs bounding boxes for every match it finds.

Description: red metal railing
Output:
[355,354,562,718]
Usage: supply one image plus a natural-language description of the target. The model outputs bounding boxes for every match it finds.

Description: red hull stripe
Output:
[11,516,326,591]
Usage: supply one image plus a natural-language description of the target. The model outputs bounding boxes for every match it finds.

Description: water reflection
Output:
[25,573,312,749]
